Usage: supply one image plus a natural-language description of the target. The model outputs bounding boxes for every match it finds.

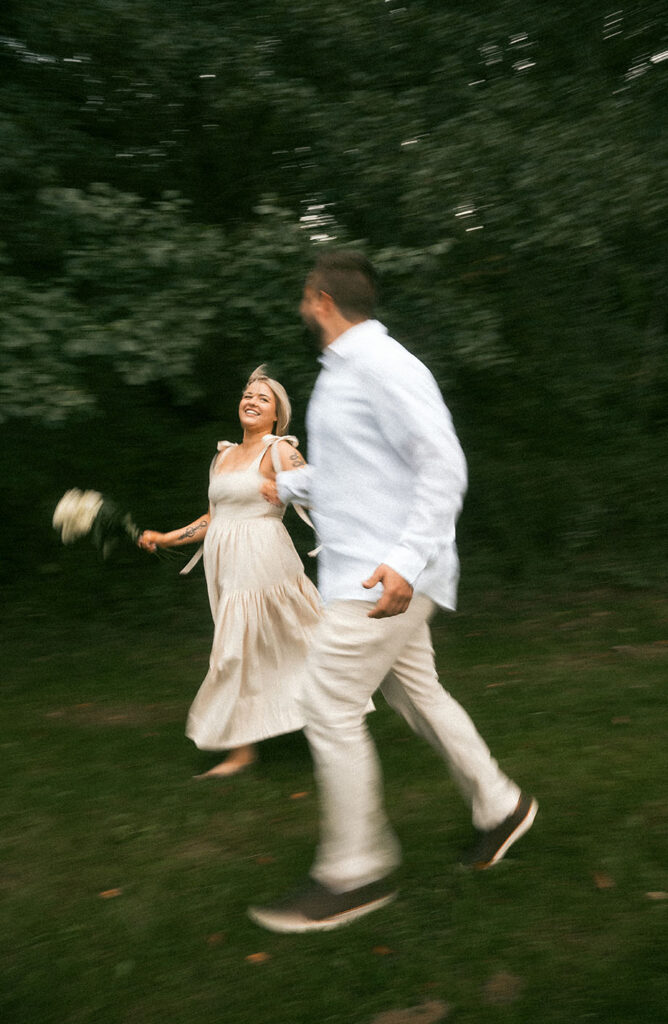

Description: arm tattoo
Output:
[289,451,305,467]
[178,520,208,542]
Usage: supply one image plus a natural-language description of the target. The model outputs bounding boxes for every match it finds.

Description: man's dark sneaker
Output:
[463,794,538,869]
[248,877,397,933]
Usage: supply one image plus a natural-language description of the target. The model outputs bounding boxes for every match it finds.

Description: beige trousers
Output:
[302,594,521,893]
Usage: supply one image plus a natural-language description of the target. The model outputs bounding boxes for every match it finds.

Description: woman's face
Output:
[238,381,277,435]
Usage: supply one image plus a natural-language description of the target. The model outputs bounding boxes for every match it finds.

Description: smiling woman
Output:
[238,381,276,434]
[137,366,321,777]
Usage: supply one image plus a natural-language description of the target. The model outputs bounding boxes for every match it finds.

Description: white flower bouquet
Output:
[53,488,142,559]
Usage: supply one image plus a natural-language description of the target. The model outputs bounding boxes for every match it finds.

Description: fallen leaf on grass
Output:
[245,952,271,964]
[99,888,123,899]
[370,1000,450,1024]
[255,855,276,865]
[289,791,310,800]
[372,945,395,956]
[114,960,135,978]
[593,872,616,890]
[646,891,668,901]
[45,702,184,727]
[483,972,524,1005]
[206,932,226,946]
[611,644,668,660]
[611,716,631,725]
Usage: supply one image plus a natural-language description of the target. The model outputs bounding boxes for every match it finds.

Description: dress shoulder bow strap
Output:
[265,435,321,557]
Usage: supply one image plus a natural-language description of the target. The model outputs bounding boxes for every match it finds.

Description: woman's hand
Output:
[138,530,163,552]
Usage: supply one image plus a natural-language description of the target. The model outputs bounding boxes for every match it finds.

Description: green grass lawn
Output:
[2,567,666,1024]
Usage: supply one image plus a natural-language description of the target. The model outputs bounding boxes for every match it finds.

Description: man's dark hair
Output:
[308,250,378,320]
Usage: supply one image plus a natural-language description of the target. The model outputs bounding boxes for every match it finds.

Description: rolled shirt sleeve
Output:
[276,464,314,507]
[370,361,468,584]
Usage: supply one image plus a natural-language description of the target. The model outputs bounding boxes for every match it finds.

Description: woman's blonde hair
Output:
[245,365,292,436]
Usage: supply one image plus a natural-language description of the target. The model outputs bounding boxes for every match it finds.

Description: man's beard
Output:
[301,315,324,352]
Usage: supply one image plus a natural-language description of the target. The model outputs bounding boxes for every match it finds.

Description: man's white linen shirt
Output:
[276,319,468,610]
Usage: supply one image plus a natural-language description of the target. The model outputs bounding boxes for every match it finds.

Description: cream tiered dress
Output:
[186,437,321,750]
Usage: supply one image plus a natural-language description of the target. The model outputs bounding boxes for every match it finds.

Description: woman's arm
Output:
[259,439,307,477]
[259,440,309,506]
[138,512,210,552]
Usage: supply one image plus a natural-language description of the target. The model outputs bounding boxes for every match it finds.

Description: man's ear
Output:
[318,290,336,316]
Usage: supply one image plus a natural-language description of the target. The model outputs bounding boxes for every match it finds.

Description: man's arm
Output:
[366,354,468,592]
[275,464,314,507]
[260,439,310,506]
[261,463,314,507]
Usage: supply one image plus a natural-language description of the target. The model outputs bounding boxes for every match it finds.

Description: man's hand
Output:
[363,564,414,619]
[260,479,282,506]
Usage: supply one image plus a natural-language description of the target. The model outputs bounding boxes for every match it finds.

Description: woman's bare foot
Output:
[194,745,257,779]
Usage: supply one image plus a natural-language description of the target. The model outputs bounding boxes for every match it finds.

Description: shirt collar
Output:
[318,319,387,367]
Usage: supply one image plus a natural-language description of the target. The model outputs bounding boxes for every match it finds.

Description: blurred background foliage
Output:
[1,0,666,586]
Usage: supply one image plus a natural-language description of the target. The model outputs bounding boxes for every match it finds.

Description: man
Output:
[249,251,537,933]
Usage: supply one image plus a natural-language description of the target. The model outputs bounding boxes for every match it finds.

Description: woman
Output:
[138,367,321,777]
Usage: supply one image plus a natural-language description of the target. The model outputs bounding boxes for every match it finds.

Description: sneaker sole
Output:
[479,798,539,869]
[247,891,397,934]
